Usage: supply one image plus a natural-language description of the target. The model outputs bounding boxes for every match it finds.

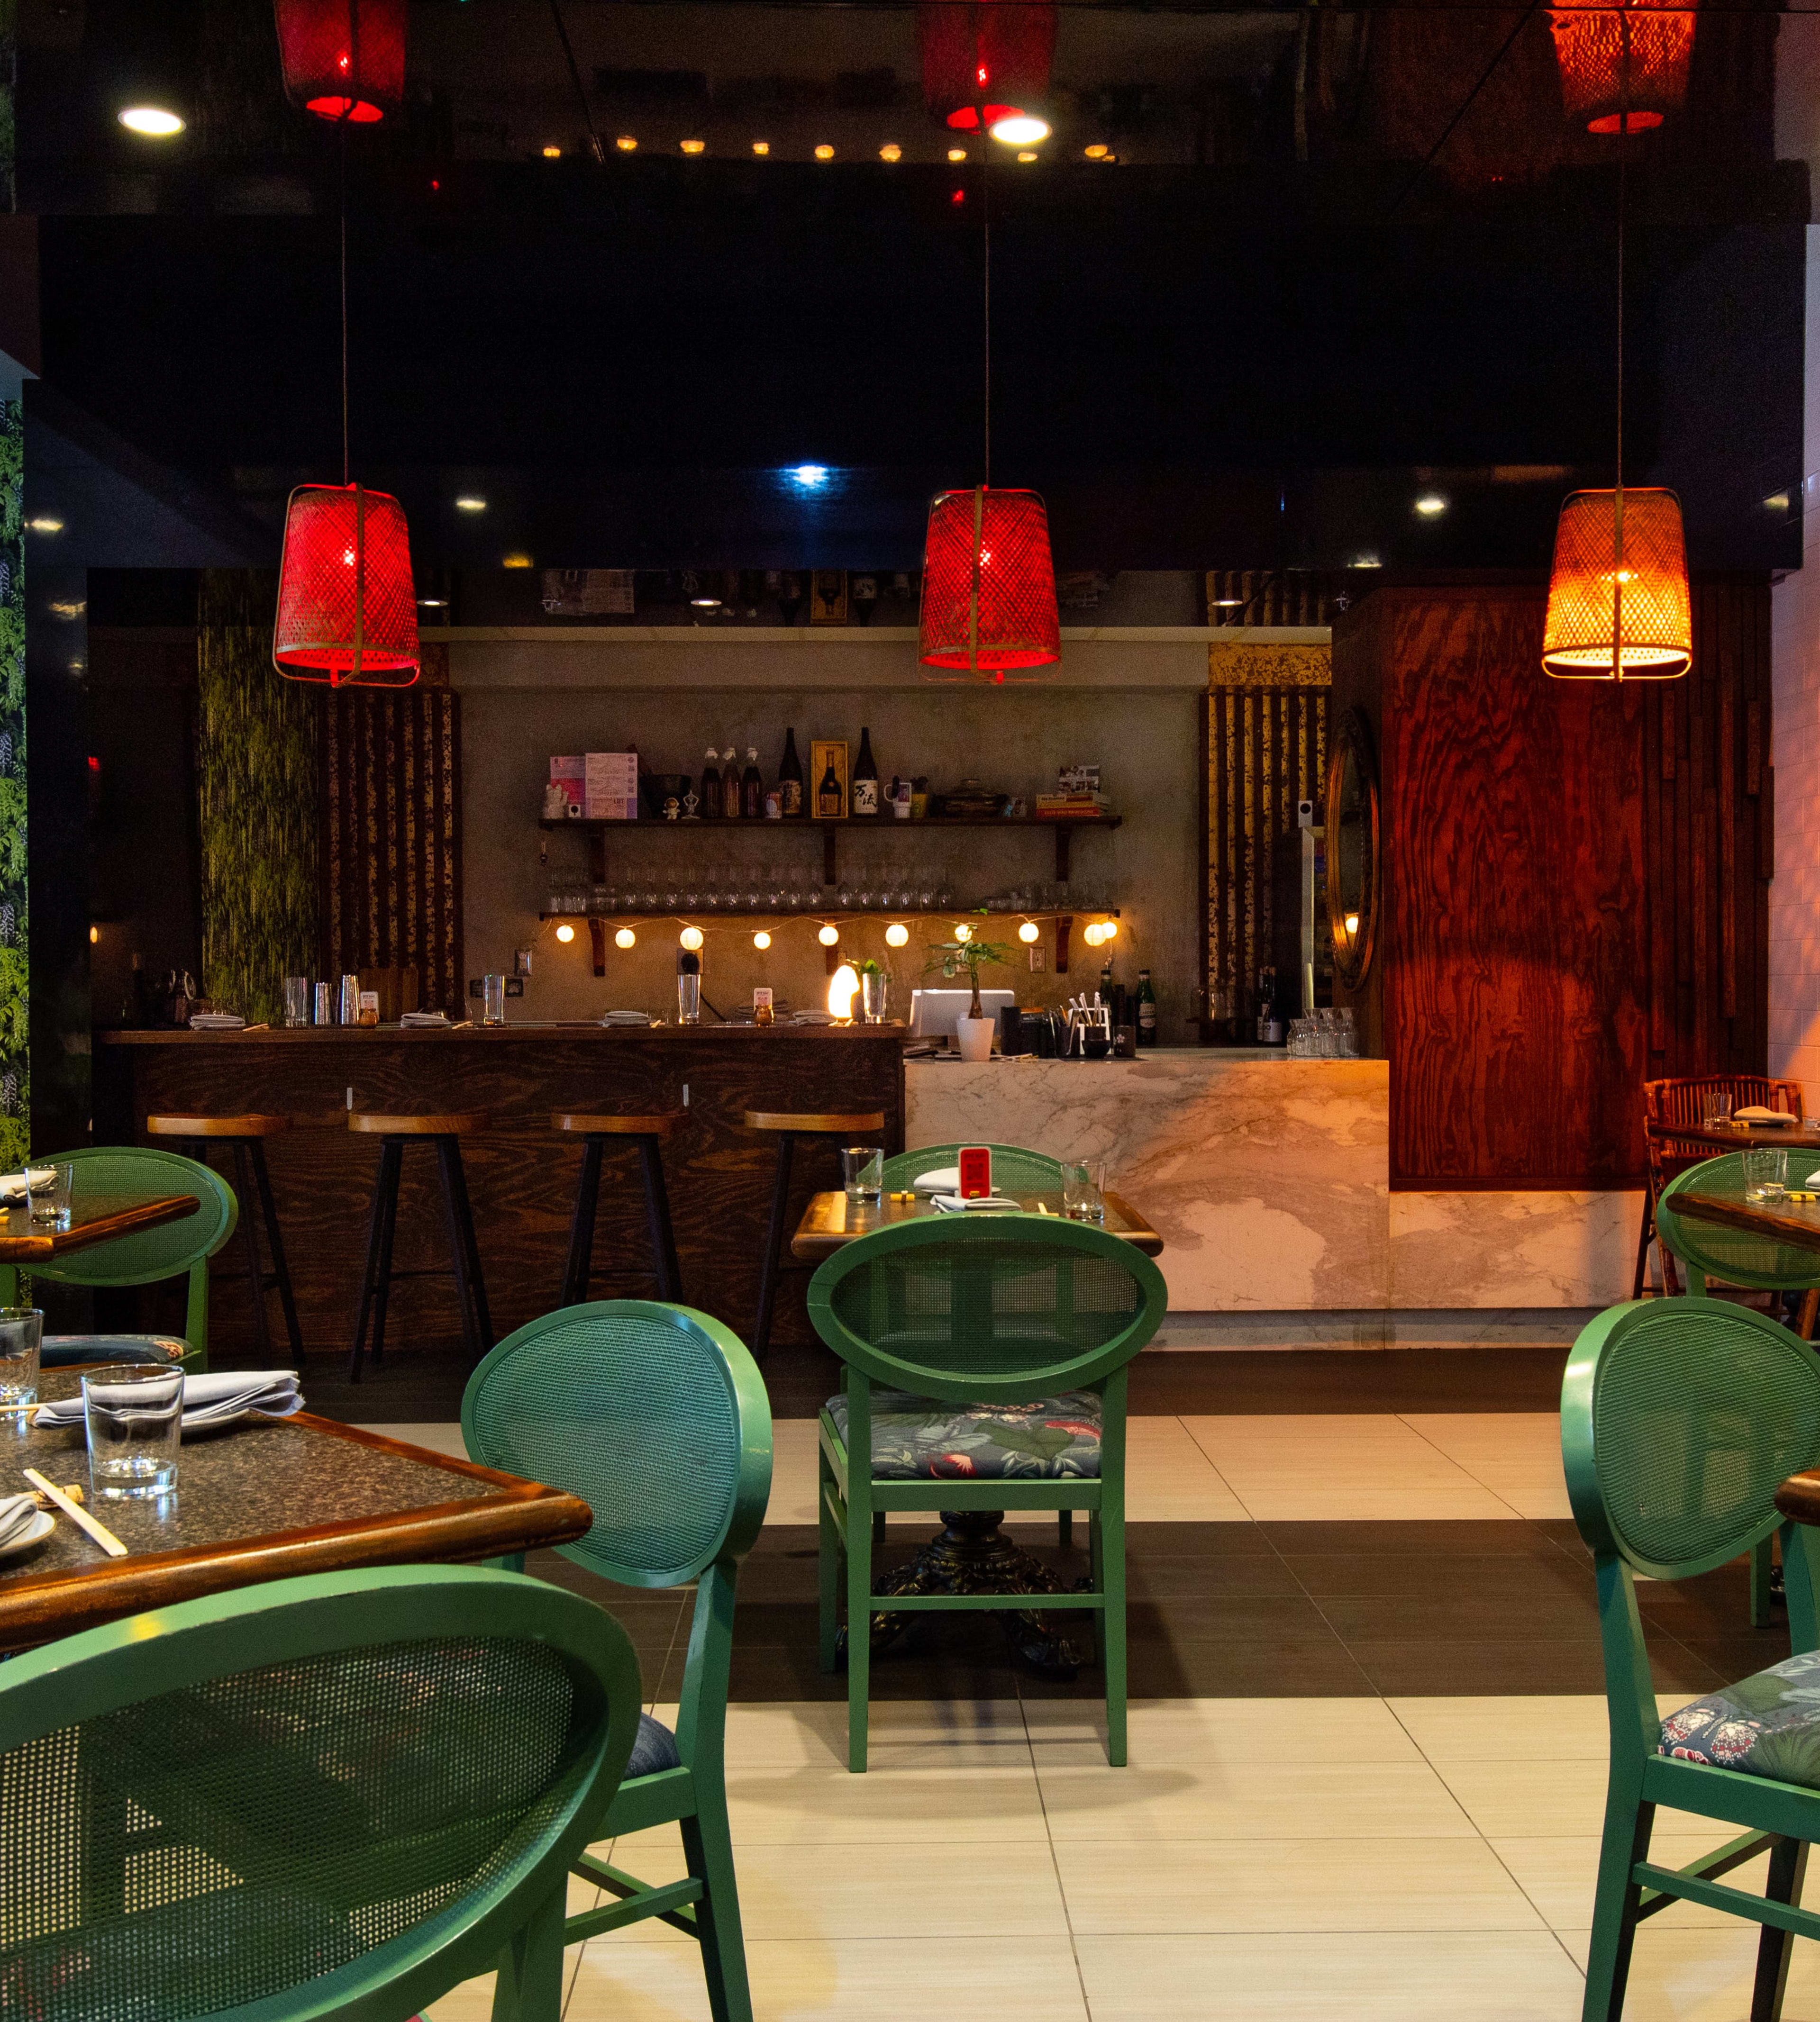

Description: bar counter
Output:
[98,1023,906,1377]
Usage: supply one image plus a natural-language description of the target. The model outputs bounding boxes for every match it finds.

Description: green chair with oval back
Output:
[880,1142,1066,1193]
[461,1297,772,2022]
[0,1145,239,1372]
[1655,1153,1820,1623]
[809,1214,1168,1772]
[0,1562,642,2022]
[1563,1297,1820,2022]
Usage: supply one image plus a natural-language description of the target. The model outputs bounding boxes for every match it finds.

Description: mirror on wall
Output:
[1325,708,1380,990]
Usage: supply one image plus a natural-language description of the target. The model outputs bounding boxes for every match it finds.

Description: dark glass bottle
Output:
[852,725,880,817]
[818,755,843,818]
[741,746,763,819]
[700,746,721,821]
[778,727,805,817]
[1135,968,1157,1047]
[721,744,740,819]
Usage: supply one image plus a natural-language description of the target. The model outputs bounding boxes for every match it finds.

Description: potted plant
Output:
[926,925,1015,1061]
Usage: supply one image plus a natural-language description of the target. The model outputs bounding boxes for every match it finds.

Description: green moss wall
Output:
[0,400,27,1169]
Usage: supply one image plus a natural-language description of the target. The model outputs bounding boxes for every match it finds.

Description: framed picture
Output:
[810,570,849,626]
[810,738,849,819]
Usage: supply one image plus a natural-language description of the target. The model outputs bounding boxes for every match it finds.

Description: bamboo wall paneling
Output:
[0,402,25,1169]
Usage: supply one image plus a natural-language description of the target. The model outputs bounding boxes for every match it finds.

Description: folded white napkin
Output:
[400,1011,450,1028]
[0,1492,41,1549]
[32,1370,304,1433]
[913,1167,961,1195]
[929,1193,1021,1212]
[1736,1106,1796,1126]
[0,1167,54,1205]
[189,1013,245,1031]
[601,1010,652,1026]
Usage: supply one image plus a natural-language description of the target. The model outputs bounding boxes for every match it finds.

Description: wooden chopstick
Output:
[23,1468,128,1557]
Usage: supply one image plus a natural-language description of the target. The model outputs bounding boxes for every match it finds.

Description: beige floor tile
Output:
[764,1420,827,1527]
[1554,1925,1820,2021]
[1023,1694,1425,1764]
[1035,1758,1475,1841]
[422,1974,500,2020]
[1390,1694,1615,1762]
[725,1763,1047,1843]
[1179,1414,1532,1520]
[1073,1932,1584,2019]
[1436,1758,1710,1840]
[723,1698,1029,1771]
[1492,1834,1777,1931]
[1056,1839,1547,1934]
[1226,1487,1527,1522]
[565,1936,1091,2022]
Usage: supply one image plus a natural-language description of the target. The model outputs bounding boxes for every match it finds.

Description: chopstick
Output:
[23,1468,128,1558]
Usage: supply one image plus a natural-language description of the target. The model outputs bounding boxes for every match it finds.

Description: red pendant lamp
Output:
[274,484,419,686]
[273,0,406,124]
[919,488,1060,677]
[919,0,1056,133]
[1550,0,1694,135]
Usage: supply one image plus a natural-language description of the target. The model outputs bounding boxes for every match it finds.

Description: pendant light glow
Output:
[274,0,406,123]
[919,488,1060,680]
[991,114,1050,145]
[1543,489,1691,680]
[1550,0,1694,134]
[273,484,419,688]
[118,106,185,136]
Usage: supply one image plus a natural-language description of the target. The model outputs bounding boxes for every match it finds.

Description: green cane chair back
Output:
[809,1212,1169,1405]
[0,1564,641,2022]
[880,1142,1066,1193]
[1655,1153,1820,1298]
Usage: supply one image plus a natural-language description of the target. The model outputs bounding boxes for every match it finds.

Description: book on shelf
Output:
[1034,791,1112,817]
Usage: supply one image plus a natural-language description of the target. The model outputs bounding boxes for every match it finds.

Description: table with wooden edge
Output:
[1647,1121,1820,1157]
[0,1192,200,1261]
[791,1183,1165,1680]
[0,1369,591,1651]
[791,1188,1164,1261]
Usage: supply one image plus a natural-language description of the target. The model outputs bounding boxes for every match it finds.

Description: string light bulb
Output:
[885,923,910,948]
[1099,918,1118,941]
[1081,922,1105,948]
[1084,144,1109,159]
[542,145,562,158]
[614,927,637,950]
[880,143,902,161]
[753,930,772,950]
[1018,920,1039,943]
[681,138,706,154]
[680,925,704,951]
[818,923,840,947]
[815,144,835,160]
[615,135,637,152]
[752,140,770,155]
[555,923,575,943]
[953,922,974,943]
[947,147,968,162]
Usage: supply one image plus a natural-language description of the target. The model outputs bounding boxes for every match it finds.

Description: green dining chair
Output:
[1564,1296,1820,2022]
[1655,1152,1820,1623]
[0,1562,642,2022]
[461,1297,772,2022]
[0,1145,239,1372]
[880,1142,1066,1193]
[808,1214,1168,1772]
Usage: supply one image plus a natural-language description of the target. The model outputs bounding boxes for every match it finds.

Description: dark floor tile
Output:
[1259,1519,1569,1559]
[1669,1638,1803,1688]
[1128,1555,1304,1599]
[1313,1592,1602,1643]
[705,1642,1026,1705]
[1347,1638,1725,1698]
[1126,1596,1338,1641]
[1283,1554,1593,1602]
[1123,1521,1280,1560]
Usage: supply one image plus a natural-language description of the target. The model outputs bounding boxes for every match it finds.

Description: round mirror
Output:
[1325,707,1380,990]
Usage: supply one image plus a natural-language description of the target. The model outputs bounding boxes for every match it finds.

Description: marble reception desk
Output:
[904,1051,1641,1326]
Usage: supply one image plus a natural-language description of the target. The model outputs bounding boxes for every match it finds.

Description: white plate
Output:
[0,1508,55,1560]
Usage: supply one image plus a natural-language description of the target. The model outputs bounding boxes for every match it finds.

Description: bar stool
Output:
[745,1109,885,1362]
[145,1113,303,1361]
[347,1112,492,1382]
[552,1112,687,1306]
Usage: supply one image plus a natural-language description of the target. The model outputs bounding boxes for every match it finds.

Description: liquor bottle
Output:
[1099,956,1114,1004]
[721,745,741,819]
[852,726,880,816]
[700,746,721,820]
[778,727,805,817]
[1135,968,1157,1047]
[818,753,843,818]
[741,746,763,819]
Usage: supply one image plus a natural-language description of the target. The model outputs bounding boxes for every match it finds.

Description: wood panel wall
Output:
[1331,580,1770,1189]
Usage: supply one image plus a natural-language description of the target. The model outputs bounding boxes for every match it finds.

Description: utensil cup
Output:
[1062,1159,1107,1223]
[843,1147,883,1205]
[82,1363,183,1498]
[30,1164,72,1228]
[1744,1147,1789,1203]
[1703,1090,1735,1129]
[0,1307,41,1406]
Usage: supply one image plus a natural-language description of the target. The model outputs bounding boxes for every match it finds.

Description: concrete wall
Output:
[449,625,1279,1041]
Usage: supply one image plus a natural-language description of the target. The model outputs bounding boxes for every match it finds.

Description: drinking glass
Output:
[30,1164,72,1229]
[1061,1159,1107,1222]
[861,969,889,1022]
[1745,1147,1789,1202]
[482,974,507,1026]
[283,976,311,1027]
[1703,1090,1735,1130]
[0,1307,41,1406]
[83,1363,183,1498]
[843,1147,883,1205]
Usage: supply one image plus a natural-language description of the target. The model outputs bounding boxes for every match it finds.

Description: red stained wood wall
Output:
[1331,580,1770,1189]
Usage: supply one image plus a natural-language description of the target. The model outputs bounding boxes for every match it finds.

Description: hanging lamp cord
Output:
[339,116,350,488]
[548,0,606,165]
[1612,9,1630,677]
[982,144,992,488]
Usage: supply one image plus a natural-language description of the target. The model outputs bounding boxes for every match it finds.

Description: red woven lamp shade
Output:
[273,483,420,688]
[1542,488,1690,680]
[1550,0,1694,133]
[273,0,406,123]
[918,0,1056,131]
[919,487,1060,681]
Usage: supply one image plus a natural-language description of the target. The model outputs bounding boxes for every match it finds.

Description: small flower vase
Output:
[861,970,889,1023]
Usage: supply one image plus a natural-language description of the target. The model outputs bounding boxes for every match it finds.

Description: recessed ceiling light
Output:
[1084,144,1110,160]
[680,138,705,155]
[879,143,902,162]
[118,105,184,137]
[417,597,449,608]
[947,147,968,163]
[690,596,723,608]
[502,552,534,568]
[1213,598,1244,608]
[814,144,835,160]
[1414,494,1448,517]
[752,140,770,155]
[541,145,561,159]
[454,496,487,513]
[788,464,829,488]
[1766,491,1793,511]
[1350,554,1383,570]
[48,599,85,619]
[615,135,637,152]
[27,517,64,534]
[1017,150,1038,163]
[990,114,1050,146]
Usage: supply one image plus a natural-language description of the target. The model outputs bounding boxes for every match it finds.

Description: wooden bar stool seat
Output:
[552,1111,687,1306]
[744,1109,885,1362]
[146,1112,302,1362]
[347,1111,492,1382]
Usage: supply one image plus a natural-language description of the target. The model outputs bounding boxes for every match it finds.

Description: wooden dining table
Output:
[1648,1121,1820,1158]
[0,1368,592,1650]
[1669,1186,1820,1260]
[791,1188,1164,1261]
[0,1191,201,1261]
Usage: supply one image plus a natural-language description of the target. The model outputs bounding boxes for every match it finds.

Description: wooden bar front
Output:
[98,1026,906,1373]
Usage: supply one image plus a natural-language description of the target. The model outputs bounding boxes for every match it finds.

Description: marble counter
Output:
[905,1052,1640,1319]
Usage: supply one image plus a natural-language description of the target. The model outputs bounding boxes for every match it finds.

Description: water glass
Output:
[283,976,311,1027]
[30,1164,72,1228]
[861,969,890,1023]
[482,974,507,1025]
[843,1147,883,1205]
[1745,1147,1789,1202]
[1062,1159,1107,1223]
[0,1307,41,1406]
[83,1363,183,1498]
[1703,1090,1735,1129]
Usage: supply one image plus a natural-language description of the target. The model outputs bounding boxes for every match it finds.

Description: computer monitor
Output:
[908,987,1018,1039]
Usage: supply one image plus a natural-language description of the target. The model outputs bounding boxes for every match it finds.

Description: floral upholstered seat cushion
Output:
[824,1389,1102,1480]
[1658,1649,1820,1787]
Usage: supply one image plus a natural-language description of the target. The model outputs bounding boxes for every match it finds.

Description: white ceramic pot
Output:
[955,1015,996,1062]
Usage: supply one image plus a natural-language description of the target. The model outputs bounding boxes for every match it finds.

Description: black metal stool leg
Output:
[639,1134,683,1302]
[348,1139,399,1382]
[248,1139,305,1360]
[437,1137,493,1361]
[562,1136,606,1306]
[752,1133,796,1363]
[369,1141,404,1371]
[229,1140,273,1360]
